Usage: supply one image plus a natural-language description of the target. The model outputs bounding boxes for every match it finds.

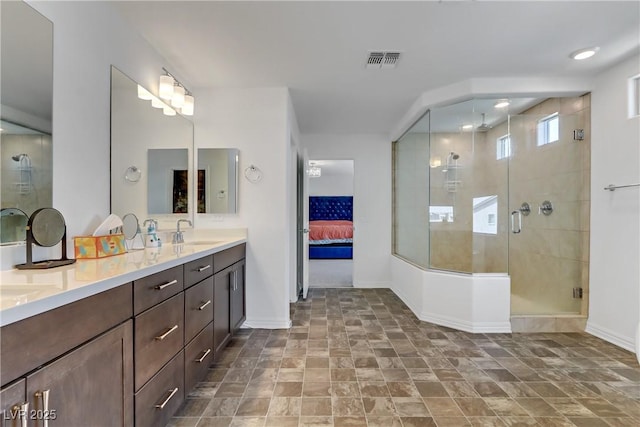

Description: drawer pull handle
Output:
[155,387,179,410]
[155,325,179,340]
[34,390,50,427]
[198,264,211,272]
[196,348,212,363]
[11,402,29,427]
[198,300,212,311]
[155,279,178,290]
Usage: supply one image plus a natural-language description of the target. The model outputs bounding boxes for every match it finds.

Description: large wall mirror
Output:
[197,148,239,214]
[0,1,53,245]
[110,66,194,224]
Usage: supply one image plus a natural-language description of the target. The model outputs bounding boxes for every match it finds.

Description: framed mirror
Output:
[197,148,239,214]
[110,66,194,223]
[0,1,53,244]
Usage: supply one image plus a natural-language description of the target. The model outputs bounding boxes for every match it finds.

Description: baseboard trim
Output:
[354,281,391,289]
[420,312,512,334]
[585,321,635,353]
[243,318,292,330]
[390,286,421,317]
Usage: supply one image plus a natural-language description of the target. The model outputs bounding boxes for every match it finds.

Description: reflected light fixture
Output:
[137,85,153,100]
[461,124,473,131]
[150,95,165,108]
[159,74,175,100]
[494,99,510,109]
[570,47,599,60]
[307,162,321,178]
[163,106,176,116]
[429,157,442,168]
[181,94,194,116]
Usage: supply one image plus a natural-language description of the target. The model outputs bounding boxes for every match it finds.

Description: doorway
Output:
[307,160,354,288]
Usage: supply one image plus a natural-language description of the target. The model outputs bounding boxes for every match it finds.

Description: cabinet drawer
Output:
[184,322,214,393]
[135,350,184,427]
[184,276,214,344]
[133,265,184,315]
[1,284,132,387]
[134,293,184,391]
[214,243,246,273]
[184,254,214,288]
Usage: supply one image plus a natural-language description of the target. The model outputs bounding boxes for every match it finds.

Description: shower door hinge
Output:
[572,287,583,299]
[573,129,585,141]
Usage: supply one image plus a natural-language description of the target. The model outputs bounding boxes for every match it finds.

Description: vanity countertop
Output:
[0,237,246,327]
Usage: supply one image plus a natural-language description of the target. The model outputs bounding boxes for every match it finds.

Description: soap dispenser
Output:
[143,219,160,248]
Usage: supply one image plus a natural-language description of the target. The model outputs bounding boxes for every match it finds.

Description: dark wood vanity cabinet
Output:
[0,242,246,427]
[213,244,246,358]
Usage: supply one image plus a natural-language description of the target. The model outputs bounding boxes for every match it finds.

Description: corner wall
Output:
[303,134,392,288]
[588,53,640,353]
[194,87,292,329]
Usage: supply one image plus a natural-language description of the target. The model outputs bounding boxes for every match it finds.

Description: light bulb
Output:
[159,74,174,100]
[171,85,185,108]
[181,94,194,116]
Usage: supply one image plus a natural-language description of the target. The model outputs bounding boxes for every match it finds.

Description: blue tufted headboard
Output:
[309,196,353,221]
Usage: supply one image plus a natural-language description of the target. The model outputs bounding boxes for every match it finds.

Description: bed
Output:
[309,196,353,259]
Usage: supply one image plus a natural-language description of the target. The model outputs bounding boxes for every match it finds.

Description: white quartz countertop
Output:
[0,236,246,327]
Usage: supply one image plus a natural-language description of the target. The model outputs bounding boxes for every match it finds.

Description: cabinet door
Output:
[230,260,246,332]
[213,268,231,355]
[0,379,26,427]
[25,321,133,427]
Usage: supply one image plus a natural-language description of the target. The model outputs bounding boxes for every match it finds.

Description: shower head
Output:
[449,152,460,160]
[476,113,491,132]
[11,154,21,161]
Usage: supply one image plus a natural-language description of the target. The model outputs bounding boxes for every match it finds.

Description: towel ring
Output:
[244,165,263,183]
[125,166,142,182]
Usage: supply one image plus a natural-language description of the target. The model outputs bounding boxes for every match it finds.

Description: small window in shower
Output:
[496,134,511,159]
[537,112,559,146]
[473,195,498,235]
[628,74,640,118]
[429,206,454,223]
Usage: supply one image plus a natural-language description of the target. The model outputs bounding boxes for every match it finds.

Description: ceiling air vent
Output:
[366,51,401,69]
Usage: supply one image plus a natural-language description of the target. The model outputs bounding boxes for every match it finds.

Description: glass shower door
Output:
[508,106,589,315]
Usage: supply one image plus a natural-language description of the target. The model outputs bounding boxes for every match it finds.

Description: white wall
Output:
[303,134,392,287]
[309,172,354,196]
[0,1,188,268]
[587,53,640,353]
[194,87,292,328]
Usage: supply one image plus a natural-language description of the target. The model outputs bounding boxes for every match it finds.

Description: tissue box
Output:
[74,234,126,259]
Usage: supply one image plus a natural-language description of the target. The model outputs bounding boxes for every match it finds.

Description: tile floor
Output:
[169,288,640,427]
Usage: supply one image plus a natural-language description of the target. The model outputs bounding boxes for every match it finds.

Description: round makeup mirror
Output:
[16,207,75,269]
[122,212,145,250]
[0,207,28,244]
[31,207,65,246]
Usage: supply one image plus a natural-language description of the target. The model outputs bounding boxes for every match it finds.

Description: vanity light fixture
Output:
[494,99,510,109]
[570,47,599,60]
[159,67,195,116]
[461,124,473,131]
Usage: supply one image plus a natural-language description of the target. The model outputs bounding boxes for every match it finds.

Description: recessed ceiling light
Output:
[494,100,510,109]
[570,47,599,60]
[461,124,473,130]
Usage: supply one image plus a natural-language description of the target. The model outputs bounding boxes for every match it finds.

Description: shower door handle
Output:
[511,210,522,234]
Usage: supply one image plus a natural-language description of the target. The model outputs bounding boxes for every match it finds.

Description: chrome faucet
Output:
[173,219,192,244]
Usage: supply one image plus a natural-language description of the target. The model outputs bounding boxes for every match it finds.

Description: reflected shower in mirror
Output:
[197,149,239,214]
[110,66,194,222]
[0,1,53,244]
